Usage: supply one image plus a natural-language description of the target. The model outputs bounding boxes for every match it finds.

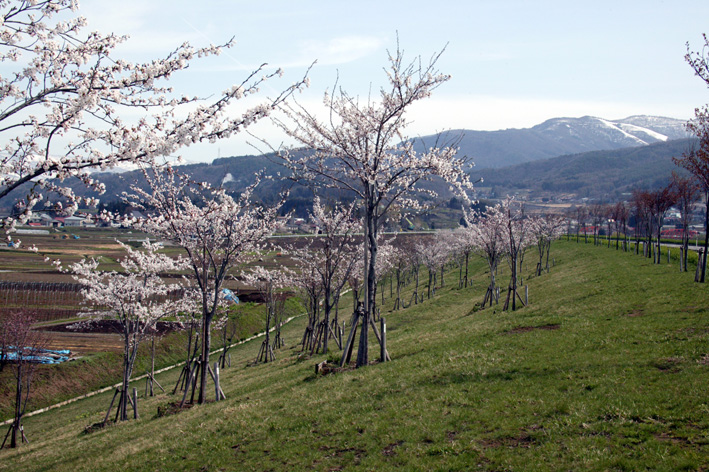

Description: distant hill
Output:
[0,116,692,214]
[477,138,694,201]
[414,115,688,169]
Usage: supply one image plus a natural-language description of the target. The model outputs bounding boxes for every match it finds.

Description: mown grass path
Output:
[2,241,709,471]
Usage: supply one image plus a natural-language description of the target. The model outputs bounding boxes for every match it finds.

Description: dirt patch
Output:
[627,309,644,317]
[382,440,404,456]
[479,432,535,449]
[652,357,683,372]
[155,400,194,418]
[504,324,560,335]
[655,432,693,446]
[83,419,115,435]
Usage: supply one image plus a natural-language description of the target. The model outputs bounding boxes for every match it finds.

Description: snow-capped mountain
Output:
[415,115,689,169]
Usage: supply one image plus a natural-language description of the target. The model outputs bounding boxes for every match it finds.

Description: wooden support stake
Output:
[341,312,360,367]
[525,285,529,306]
[329,324,342,350]
[369,317,391,362]
[380,317,387,363]
[146,372,165,393]
[103,388,120,425]
[180,362,196,407]
[680,247,684,271]
[213,362,221,402]
[1,424,11,449]
[132,387,139,420]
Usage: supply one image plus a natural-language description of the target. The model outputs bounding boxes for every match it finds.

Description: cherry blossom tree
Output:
[416,237,448,299]
[0,311,47,448]
[275,45,473,367]
[530,214,565,276]
[65,239,193,421]
[290,197,359,354]
[242,265,292,363]
[388,244,410,310]
[372,237,397,311]
[0,0,305,233]
[466,204,505,308]
[452,226,476,288]
[499,197,531,311]
[290,258,324,352]
[127,166,282,404]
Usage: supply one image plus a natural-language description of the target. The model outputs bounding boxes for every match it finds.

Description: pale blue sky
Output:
[80,0,709,162]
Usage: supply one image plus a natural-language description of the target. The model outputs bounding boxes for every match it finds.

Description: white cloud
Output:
[285,36,386,67]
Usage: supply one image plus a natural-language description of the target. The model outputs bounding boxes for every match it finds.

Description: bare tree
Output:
[611,202,629,251]
[646,185,677,264]
[604,204,614,248]
[1,311,47,448]
[589,203,605,246]
[671,172,700,271]
[674,34,709,281]
[632,190,652,256]
[575,206,589,243]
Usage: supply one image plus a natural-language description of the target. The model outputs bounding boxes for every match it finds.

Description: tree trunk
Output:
[323,285,332,354]
[464,252,469,287]
[357,200,376,368]
[702,198,709,283]
[198,312,213,404]
[11,360,22,448]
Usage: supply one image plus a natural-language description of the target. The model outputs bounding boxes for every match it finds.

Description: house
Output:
[62,215,86,227]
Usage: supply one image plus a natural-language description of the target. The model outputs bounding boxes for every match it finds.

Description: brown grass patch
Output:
[382,440,404,456]
[504,324,560,335]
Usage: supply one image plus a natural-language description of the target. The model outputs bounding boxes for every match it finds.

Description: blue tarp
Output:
[3,347,71,364]
[221,288,239,304]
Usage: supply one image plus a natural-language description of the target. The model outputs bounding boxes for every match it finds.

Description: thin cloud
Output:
[286,36,386,67]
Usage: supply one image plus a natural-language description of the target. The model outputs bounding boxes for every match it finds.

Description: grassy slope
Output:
[0,300,288,421]
[2,241,709,471]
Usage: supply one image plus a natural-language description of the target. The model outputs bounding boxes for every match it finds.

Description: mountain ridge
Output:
[413,115,688,169]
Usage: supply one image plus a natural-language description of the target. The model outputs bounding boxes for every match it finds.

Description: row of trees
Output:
[571,171,700,273]
[465,198,565,310]
[0,0,476,444]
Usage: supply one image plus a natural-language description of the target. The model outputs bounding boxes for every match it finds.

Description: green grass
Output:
[2,241,709,471]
